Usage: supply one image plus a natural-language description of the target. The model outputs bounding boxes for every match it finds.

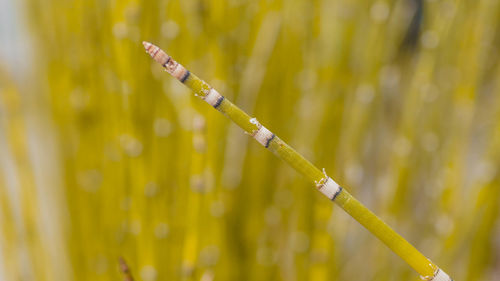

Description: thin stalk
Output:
[142,42,452,281]
[182,114,207,279]
[118,257,135,281]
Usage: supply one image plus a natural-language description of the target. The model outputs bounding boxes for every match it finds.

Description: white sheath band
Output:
[430,269,452,281]
[253,125,274,147]
[172,64,187,80]
[319,177,341,199]
[204,88,223,107]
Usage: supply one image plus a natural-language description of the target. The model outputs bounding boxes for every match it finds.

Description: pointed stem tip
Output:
[142,41,172,67]
[142,41,152,50]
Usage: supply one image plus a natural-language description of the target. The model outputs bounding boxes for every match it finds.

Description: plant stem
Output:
[118,257,134,281]
[142,42,452,281]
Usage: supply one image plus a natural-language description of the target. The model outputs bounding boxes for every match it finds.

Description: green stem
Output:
[142,42,451,281]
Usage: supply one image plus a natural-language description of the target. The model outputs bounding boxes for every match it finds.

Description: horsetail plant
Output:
[142,42,452,281]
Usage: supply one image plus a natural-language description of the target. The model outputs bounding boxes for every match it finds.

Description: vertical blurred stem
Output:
[0,77,45,281]
[181,114,207,279]
[143,43,449,280]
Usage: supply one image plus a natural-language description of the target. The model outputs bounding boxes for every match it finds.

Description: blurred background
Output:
[1,0,500,280]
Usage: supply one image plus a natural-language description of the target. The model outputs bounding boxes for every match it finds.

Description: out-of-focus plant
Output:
[1,0,500,280]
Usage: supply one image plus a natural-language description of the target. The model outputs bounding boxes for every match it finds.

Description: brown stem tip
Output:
[142,41,191,83]
[142,41,170,66]
[118,257,134,281]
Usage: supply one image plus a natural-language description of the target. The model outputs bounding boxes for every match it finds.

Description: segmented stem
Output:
[142,41,452,281]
